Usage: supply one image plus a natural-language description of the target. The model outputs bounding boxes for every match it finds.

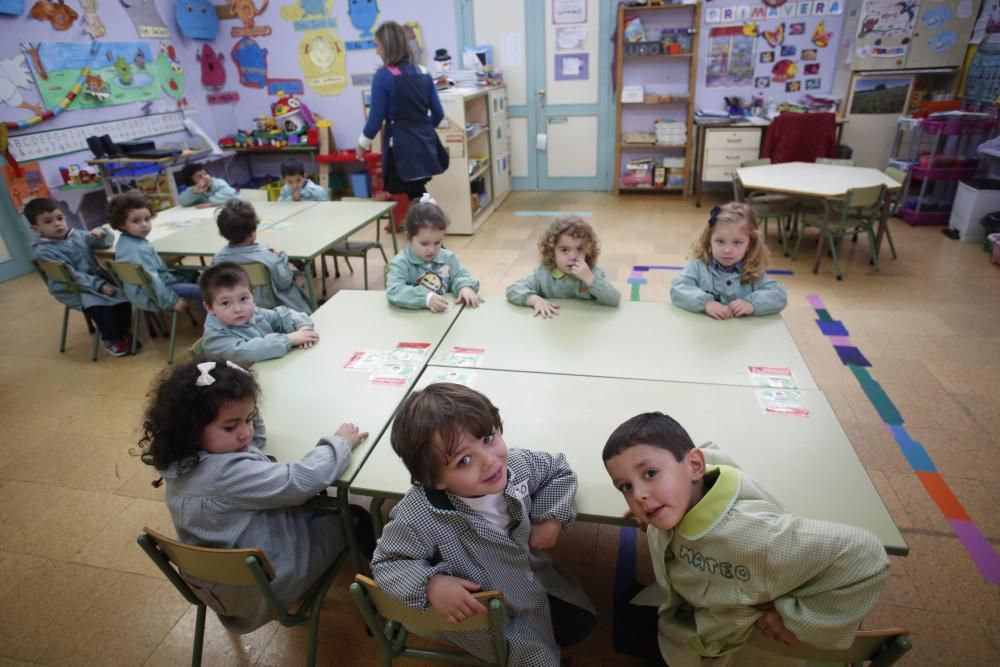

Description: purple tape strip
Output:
[949,519,1000,584]
[807,294,825,310]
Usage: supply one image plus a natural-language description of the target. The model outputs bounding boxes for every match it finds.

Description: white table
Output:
[737,162,902,272]
[351,368,907,555]
[429,299,817,390]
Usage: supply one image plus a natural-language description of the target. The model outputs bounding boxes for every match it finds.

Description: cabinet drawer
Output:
[705,147,759,167]
[702,165,741,182]
[705,129,761,150]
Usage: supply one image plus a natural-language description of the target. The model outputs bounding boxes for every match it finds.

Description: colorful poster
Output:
[280,0,338,31]
[554,53,588,81]
[27,42,160,110]
[298,29,347,95]
[856,0,919,58]
[706,26,756,88]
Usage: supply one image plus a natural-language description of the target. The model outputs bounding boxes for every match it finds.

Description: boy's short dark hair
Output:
[24,198,60,226]
[199,262,252,304]
[391,383,503,488]
[280,160,306,178]
[180,163,208,186]
[216,200,259,244]
[602,412,695,463]
[107,192,153,230]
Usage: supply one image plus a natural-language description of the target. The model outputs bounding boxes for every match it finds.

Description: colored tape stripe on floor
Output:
[808,293,1000,584]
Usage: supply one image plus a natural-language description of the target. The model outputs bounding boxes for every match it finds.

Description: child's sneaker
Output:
[103,339,131,357]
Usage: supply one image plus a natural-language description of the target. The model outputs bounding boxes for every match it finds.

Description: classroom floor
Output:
[0,191,997,666]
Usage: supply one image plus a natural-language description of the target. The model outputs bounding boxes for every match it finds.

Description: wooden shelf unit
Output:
[613,1,700,195]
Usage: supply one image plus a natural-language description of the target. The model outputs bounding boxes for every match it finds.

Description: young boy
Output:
[178,163,239,208]
[602,412,889,667]
[278,160,328,202]
[211,200,312,313]
[199,262,318,365]
[371,383,596,666]
[26,198,134,356]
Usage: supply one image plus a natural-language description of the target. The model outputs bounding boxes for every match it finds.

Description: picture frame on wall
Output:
[846,73,914,116]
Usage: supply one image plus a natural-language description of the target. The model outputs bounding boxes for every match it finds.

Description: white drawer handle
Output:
[726,138,741,143]
[725,155,740,159]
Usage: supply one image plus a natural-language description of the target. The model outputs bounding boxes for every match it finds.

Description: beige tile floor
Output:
[0,191,997,666]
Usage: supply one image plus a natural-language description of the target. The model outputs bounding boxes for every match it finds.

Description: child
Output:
[602,412,889,667]
[278,160,329,202]
[110,192,201,314]
[506,215,620,318]
[371,383,596,666]
[26,198,134,357]
[212,200,312,313]
[178,163,239,208]
[671,203,787,319]
[385,197,481,312]
[140,358,371,633]
[200,262,318,365]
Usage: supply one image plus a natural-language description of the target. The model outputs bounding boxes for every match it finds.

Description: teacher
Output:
[356,20,449,202]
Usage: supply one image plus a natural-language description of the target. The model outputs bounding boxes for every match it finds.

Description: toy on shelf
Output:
[217,90,321,149]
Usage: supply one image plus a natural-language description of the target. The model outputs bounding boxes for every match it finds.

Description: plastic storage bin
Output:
[349,171,371,198]
[947,179,1000,242]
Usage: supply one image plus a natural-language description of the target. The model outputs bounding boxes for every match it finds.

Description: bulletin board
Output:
[695,0,845,111]
[8,112,186,162]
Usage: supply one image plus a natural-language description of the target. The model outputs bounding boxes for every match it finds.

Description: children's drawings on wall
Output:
[28,42,159,110]
[855,0,918,58]
[175,0,220,40]
[0,0,26,15]
[197,45,226,91]
[79,0,105,38]
[152,43,185,107]
[707,25,756,88]
[0,54,43,117]
[771,58,797,82]
[405,21,423,66]
[228,0,272,38]
[29,0,78,30]
[554,52,588,81]
[280,0,338,31]
[298,29,346,95]
[266,78,304,94]
[119,0,170,38]
[232,37,268,88]
[347,0,378,38]
[922,7,952,30]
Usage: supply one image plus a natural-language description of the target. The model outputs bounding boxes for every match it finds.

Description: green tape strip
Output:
[630,283,641,302]
[849,365,904,426]
[815,308,834,322]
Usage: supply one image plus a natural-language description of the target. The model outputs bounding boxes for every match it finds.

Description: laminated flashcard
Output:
[804,63,820,75]
[805,77,821,90]
[119,0,171,39]
[754,76,770,88]
[759,51,774,63]
[785,80,801,92]
[789,22,805,36]
[801,48,818,61]
[298,29,346,95]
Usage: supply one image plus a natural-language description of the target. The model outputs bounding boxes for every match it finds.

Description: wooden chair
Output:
[105,261,196,364]
[32,259,101,361]
[733,159,794,253]
[795,184,887,280]
[816,157,857,166]
[322,197,390,292]
[349,574,507,666]
[746,626,911,666]
[188,337,205,359]
[238,261,279,309]
[239,188,270,203]
[880,167,903,260]
[138,526,344,667]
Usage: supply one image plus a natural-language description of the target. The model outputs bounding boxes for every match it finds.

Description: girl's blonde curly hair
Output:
[538,216,600,270]
[691,202,769,284]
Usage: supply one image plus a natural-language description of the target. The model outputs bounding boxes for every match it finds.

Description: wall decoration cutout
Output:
[760,51,774,63]
[804,62,820,75]
[754,76,770,88]
[119,0,170,38]
[929,30,958,52]
[345,39,376,50]
[232,37,268,88]
[1,54,43,117]
[762,22,784,47]
[705,1,842,25]
[27,41,159,110]
[0,0,26,15]
[298,29,346,95]
[785,80,801,92]
[812,20,831,47]
[707,25,756,88]
[197,44,225,90]
[266,78,304,94]
[155,43,184,101]
[175,0,220,40]
[79,0,105,38]
[922,7,951,30]
[29,0,78,30]
[228,0,272,38]
[802,48,818,60]
[280,0,338,30]
[789,22,805,35]
[771,58,797,82]
[404,20,423,65]
[742,21,758,37]
[780,44,796,57]
[347,0,378,38]
[805,77,821,89]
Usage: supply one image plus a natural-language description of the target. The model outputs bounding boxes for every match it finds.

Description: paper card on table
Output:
[748,366,797,389]
[445,346,485,368]
[370,363,418,386]
[344,350,387,371]
[432,369,475,386]
[389,342,431,363]
[757,389,810,417]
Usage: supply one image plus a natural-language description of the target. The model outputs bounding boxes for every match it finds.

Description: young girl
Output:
[371,383,596,666]
[140,359,370,633]
[385,196,481,311]
[506,215,620,318]
[671,202,787,319]
[110,192,200,313]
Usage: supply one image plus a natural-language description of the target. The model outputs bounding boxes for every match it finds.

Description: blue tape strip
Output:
[818,320,849,336]
[626,278,648,285]
[887,424,937,473]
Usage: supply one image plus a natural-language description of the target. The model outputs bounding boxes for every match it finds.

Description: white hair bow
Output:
[419,193,437,205]
[194,360,249,387]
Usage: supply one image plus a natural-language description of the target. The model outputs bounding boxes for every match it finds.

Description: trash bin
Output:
[948,179,1000,242]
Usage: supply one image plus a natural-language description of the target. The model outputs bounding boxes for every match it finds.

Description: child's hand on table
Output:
[528,296,559,319]
[427,294,449,313]
[729,299,755,317]
[528,519,562,550]
[289,327,320,348]
[427,574,488,624]
[705,300,733,320]
[457,288,482,308]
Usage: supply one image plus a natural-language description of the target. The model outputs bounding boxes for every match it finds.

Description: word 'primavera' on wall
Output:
[706,1,844,25]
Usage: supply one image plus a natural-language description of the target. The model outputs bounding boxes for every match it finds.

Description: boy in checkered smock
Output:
[603,413,889,667]
[370,383,596,666]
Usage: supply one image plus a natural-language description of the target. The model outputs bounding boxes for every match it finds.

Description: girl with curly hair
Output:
[506,215,621,318]
[671,202,787,319]
[140,359,371,632]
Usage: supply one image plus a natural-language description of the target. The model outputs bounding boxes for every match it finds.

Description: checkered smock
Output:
[371,448,595,666]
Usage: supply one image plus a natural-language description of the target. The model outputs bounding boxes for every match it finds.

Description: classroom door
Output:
[0,188,34,283]
[468,0,612,190]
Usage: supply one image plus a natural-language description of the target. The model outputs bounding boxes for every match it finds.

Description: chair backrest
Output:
[238,262,278,308]
[240,189,269,203]
[33,259,82,294]
[106,260,162,310]
[189,337,206,358]
[884,166,905,185]
[844,184,886,210]
[352,574,504,633]
[817,157,856,166]
[740,158,772,167]
[746,627,911,666]
[140,526,274,586]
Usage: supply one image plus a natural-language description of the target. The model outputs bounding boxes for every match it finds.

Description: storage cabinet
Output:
[694,125,763,205]
[427,87,511,235]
